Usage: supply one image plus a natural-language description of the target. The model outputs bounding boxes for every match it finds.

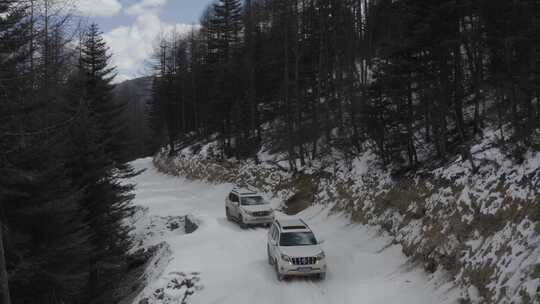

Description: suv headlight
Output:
[280,253,291,262]
[243,210,254,216]
[316,251,325,261]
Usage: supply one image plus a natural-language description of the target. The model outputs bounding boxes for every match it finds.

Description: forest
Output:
[149,0,540,171]
[1,1,135,303]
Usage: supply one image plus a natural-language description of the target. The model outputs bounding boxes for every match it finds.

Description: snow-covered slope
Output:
[152,129,540,303]
[127,158,460,304]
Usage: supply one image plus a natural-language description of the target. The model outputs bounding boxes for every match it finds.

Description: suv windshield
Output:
[279,232,318,246]
[241,196,265,206]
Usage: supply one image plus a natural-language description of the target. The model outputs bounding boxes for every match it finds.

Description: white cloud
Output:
[126,0,168,16]
[104,10,194,82]
[74,0,122,17]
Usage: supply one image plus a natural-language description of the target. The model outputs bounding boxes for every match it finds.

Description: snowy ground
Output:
[128,158,460,304]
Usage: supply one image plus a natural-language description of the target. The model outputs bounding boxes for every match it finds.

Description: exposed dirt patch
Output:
[283,174,317,215]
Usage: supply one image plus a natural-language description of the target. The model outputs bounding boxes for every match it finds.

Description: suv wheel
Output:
[238,214,247,229]
[318,272,326,280]
[226,208,232,221]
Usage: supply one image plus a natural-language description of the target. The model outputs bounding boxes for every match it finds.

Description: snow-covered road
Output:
[128,158,459,304]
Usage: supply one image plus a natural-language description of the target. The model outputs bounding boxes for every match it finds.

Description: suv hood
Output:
[241,204,273,212]
[279,245,322,257]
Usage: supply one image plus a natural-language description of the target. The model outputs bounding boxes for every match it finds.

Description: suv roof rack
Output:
[232,183,259,195]
[276,218,310,231]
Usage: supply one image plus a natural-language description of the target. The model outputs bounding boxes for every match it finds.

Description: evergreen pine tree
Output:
[80,23,132,168]
[65,23,135,303]
[1,3,93,303]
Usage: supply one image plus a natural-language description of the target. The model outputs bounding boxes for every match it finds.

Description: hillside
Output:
[153,129,540,303]
[114,76,153,159]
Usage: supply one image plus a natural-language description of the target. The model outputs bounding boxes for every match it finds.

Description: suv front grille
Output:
[291,257,316,265]
[253,211,271,217]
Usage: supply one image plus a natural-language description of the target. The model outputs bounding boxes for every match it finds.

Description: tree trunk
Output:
[407,75,417,166]
[245,0,257,139]
[283,4,296,171]
[0,218,11,304]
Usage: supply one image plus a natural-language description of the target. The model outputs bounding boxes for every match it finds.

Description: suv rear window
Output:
[279,232,317,246]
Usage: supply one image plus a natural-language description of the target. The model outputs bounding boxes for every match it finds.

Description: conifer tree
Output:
[65,23,134,302]
[1,2,94,303]
[80,23,132,167]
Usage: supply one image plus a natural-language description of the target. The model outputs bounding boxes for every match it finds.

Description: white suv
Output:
[267,219,327,281]
[225,186,274,228]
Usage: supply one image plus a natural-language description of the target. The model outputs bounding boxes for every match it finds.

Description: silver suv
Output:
[267,218,327,281]
[225,186,274,228]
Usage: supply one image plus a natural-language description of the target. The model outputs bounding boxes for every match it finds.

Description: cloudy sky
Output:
[75,0,213,82]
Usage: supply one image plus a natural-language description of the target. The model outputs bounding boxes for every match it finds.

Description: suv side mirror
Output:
[318,239,325,245]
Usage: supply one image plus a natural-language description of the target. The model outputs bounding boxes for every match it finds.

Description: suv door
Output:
[267,224,275,244]
[229,193,240,218]
[268,224,279,258]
